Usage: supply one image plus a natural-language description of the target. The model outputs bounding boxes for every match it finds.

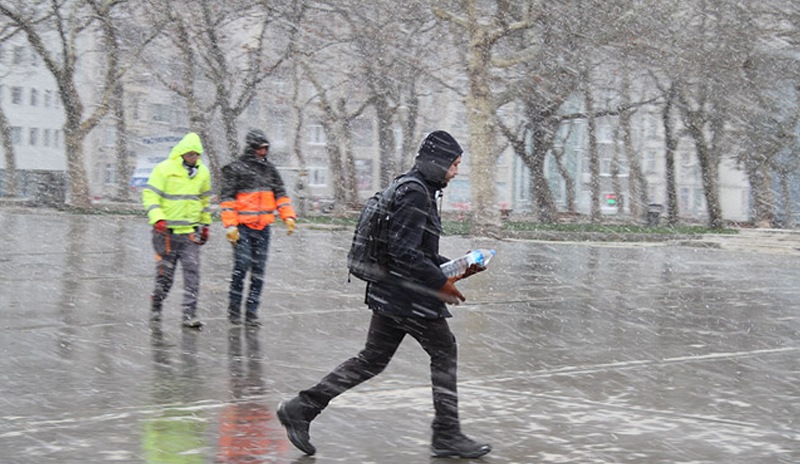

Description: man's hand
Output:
[153,220,167,234]
[200,226,210,243]
[459,263,486,281]
[285,218,296,236]
[226,227,240,244]
[438,277,465,305]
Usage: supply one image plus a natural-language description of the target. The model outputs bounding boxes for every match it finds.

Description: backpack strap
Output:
[388,176,432,213]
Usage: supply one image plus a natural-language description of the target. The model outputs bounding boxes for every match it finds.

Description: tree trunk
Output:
[745,157,775,227]
[112,81,131,201]
[779,169,792,228]
[464,14,499,234]
[551,145,575,213]
[375,100,397,187]
[527,125,557,222]
[677,85,724,230]
[583,71,601,223]
[64,125,91,208]
[662,83,679,226]
[340,113,359,208]
[0,106,17,196]
[399,88,419,172]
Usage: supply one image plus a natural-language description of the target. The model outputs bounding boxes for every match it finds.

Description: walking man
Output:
[277,130,491,458]
[143,132,212,329]
[220,129,297,327]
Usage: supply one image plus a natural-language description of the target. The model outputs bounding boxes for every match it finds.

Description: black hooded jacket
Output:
[365,130,462,319]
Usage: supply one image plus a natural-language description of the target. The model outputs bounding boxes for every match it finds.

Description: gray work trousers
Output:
[151,231,201,318]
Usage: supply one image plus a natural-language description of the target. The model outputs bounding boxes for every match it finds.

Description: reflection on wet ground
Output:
[1,210,798,463]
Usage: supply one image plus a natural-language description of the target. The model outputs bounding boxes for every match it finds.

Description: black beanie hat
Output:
[245,129,270,152]
[418,130,462,163]
[414,130,463,186]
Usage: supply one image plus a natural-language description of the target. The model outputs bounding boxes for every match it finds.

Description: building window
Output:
[150,103,170,122]
[11,127,22,144]
[43,129,51,147]
[352,119,373,147]
[128,93,141,120]
[247,98,260,118]
[272,121,287,145]
[30,88,38,106]
[308,167,327,186]
[104,163,116,184]
[105,125,116,146]
[646,150,657,173]
[307,124,326,145]
[12,46,24,65]
[44,90,52,107]
[272,76,286,93]
[29,128,38,146]
[54,130,61,148]
[11,86,22,104]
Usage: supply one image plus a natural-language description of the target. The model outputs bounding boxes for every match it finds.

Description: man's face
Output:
[255,145,268,159]
[182,151,199,167]
[444,156,461,185]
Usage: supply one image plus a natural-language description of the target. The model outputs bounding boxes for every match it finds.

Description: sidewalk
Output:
[1,208,799,463]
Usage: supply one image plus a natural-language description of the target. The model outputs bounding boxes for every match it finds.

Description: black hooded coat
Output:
[365,131,463,319]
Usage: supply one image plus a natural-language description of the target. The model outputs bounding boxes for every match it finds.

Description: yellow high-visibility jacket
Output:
[142,133,212,234]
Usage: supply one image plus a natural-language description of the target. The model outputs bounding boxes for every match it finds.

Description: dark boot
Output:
[277,397,318,456]
[228,306,241,325]
[150,299,162,322]
[431,430,492,458]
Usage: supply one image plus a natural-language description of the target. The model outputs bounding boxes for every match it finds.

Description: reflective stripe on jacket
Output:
[220,152,296,230]
[142,132,212,234]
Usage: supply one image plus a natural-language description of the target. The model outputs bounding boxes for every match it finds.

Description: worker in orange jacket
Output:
[220,129,297,326]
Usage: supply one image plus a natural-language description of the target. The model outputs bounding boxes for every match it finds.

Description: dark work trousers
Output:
[151,231,201,318]
[298,311,460,432]
[228,225,271,320]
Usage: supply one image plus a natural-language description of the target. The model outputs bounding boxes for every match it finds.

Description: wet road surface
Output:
[1,209,798,463]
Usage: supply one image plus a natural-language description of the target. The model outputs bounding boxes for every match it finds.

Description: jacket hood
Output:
[169,132,204,160]
[245,129,270,156]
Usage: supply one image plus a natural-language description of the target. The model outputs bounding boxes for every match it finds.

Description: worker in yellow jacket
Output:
[143,132,212,329]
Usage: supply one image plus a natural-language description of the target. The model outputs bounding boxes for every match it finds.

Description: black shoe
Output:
[150,301,162,322]
[431,431,492,458]
[245,318,262,328]
[278,398,316,456]
[229,315,242,325]
[182,317,204,329]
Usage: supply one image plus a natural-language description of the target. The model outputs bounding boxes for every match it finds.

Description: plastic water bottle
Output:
[440,249,496,278]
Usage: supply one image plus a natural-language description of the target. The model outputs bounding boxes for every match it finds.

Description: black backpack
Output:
[347,176,430,283]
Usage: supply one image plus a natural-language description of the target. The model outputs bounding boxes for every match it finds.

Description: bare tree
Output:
[0,19,18,196]
[0,0,123,208]
[140,0,299,187]
[302,59,373,211]
[661,81,680,226]
[618,66,649,221]
[86,0,130,201]
[434,1,537,234]
[307,1,443,190]
[0,99,16,197]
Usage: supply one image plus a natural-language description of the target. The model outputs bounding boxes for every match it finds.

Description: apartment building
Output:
[0,32,753,222]
[0,38,67,204]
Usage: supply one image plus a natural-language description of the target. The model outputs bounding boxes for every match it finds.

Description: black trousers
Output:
[299,311,460,432]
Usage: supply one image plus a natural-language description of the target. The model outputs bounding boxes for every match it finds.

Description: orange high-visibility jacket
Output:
[220,153,296,230]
